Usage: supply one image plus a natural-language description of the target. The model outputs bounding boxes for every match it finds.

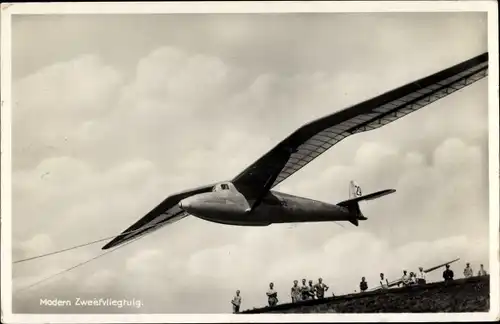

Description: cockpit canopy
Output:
[213,182,231,192]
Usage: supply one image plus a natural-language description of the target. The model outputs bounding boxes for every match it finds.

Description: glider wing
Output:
[424,258,460,273]
[232,53,488,206]
[102,184,214,250]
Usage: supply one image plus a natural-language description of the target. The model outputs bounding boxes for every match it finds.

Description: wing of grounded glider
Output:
[232,53,488,207]
[368,258,461,291]
[102,184,214,250]
[423,257,460,273]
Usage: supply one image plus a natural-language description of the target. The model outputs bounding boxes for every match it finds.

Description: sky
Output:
[9,12,490,314]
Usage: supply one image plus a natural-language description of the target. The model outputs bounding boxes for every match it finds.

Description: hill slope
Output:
[241,275,490,313]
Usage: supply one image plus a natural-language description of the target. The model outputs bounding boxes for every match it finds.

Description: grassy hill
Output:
[241,275,489,313]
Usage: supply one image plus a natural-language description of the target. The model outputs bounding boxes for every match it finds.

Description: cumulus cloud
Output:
[10,13,489,314]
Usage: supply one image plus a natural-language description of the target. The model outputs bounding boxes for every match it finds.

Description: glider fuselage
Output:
[178,183,351,226]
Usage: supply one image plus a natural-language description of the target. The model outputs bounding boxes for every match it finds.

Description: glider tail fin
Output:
[338,181,396,226]
[349,180,363,199]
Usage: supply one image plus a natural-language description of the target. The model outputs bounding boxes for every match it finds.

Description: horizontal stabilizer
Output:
[338,189,396,206]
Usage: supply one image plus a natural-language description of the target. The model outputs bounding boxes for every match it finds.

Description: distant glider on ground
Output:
[368,258,461,292]
[102,53,488,250]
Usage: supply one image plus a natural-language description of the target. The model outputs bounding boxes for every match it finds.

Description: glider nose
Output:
[179,196,202,213]
[179,198,191,210]
[178,193,217,216]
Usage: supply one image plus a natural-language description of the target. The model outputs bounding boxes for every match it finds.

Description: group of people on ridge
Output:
[290,278,330,303]
[442,262,488,281]
[463,263,487,278]
[230,278,330,313]
[358,269,426,292]
[358,262,488,293]
[231,262,488,313]
[265,278,330,308]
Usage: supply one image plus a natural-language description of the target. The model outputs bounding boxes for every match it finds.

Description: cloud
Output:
[82,270,116,293]
[10,14,489,314]
[19,234,55,257]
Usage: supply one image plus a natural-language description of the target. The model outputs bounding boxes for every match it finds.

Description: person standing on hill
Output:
[359,277,368,292]
[231,290,242,313]
[416,267,426,285]
[443,264,454,282]
[266,282,278,307]
[409,272,417,285]
[290,280,301,303]
[401,270,410,287]
[379,273,389,289]
[478,264,488,276]
[463,263,474,278]
[307,280,316,300]
[314,278,329,299]
[300,278,309,301]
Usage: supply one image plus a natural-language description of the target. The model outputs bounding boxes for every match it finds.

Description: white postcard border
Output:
[1,1,498,323]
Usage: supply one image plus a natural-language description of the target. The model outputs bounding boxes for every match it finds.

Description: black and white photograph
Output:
[1,1,499,322]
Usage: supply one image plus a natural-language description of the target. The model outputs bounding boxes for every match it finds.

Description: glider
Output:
[102,53,488,250]
[369,258,461,291]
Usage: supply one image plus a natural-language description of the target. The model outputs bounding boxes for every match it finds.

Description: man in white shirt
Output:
[416,267,426,285]
[379,273,389,289]
[401,270,410,287]
[266,282,278,307]
[231,290,242,313]
[463,263,473,278]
